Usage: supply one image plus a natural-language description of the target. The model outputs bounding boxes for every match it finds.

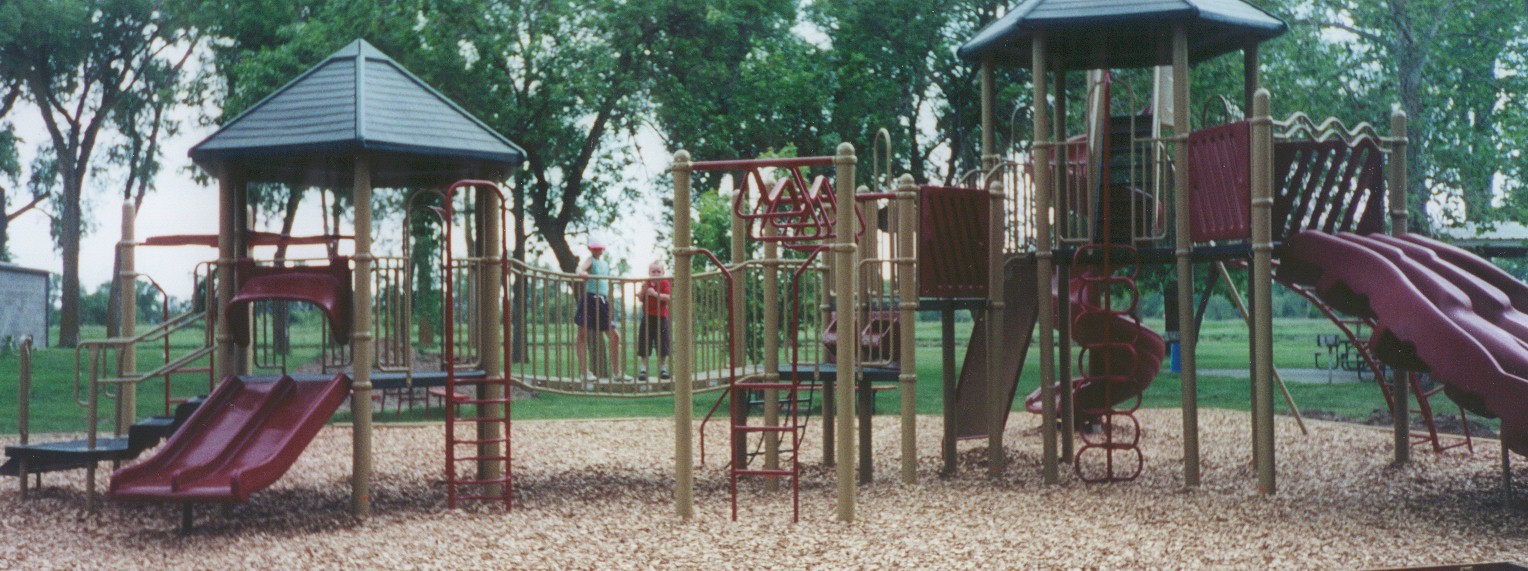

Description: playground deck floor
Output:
[1,410,1525,570]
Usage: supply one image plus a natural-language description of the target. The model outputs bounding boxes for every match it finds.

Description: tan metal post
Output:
[987,183,1009,476]
[981,61,996,171]
[1031,38,1060,485]
[672,151,695,520]
[18,336,30,498]
[982,57,1011,477]
[351,155,374,517]
[118,201,137,435]
[1251,89,1276,494]
[1054,68,1075,463]
[478,186,505,493]
[897,174,918,484]
[1172,24,1201,488]
[834,143,858,522]
[1389,108,1410,465]
[763,220,781,491]
[215,169,239,384]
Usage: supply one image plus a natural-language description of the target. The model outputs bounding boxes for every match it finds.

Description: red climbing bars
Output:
[435,179,513,510]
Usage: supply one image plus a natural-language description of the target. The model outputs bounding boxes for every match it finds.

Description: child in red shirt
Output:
[638,262,673,380]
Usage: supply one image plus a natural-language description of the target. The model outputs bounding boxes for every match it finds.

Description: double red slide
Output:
[1282,231,1528,456]
[111,373,350,503]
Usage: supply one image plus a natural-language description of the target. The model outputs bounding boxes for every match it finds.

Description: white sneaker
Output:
[583,372,598,382]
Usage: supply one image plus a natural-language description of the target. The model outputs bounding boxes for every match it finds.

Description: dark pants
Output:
[574,292,613,331]
[637,315,671,357]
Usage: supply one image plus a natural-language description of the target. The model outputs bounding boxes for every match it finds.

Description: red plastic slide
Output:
[1025,269,1165,422]
[1282,231,1528,456]
[110,373,350,503]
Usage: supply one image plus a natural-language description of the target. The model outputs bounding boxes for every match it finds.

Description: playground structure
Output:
[7,0,1527,534]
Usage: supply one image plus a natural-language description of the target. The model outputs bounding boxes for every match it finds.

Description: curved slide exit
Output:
[1282,231,1528,456]
[111,373,350,503]
[949,258,1165,439]
[1024,268,1165,425]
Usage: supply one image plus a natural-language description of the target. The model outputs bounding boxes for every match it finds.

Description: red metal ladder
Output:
[434,180,515,510]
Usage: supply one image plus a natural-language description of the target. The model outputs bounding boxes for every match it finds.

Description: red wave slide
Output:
[1282,231,1528,456]
[111,373,350,503]
[1025,267,1166,423]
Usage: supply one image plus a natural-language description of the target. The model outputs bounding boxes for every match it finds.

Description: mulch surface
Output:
[2,409,1526,569]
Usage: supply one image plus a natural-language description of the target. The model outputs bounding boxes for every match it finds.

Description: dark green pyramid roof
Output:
[958,0,1287,69]
[191,39,525,188]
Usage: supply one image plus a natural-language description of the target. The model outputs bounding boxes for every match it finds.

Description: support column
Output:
[940,305,956,476]
[672,151,695,520]
[1054,69,1075,463]
[762,222,781,491]
[1030,39,1060,485]
[117,201,137,435]
[1388,108,1410,466]
[351,156,374,517]
[215,169,239,383]
[1172,24,1201,488]
[1251,89,1276,494]
[981,58,1010,477]
[834,143,858,522]
[478,185,505,493]
[897,174,918,485]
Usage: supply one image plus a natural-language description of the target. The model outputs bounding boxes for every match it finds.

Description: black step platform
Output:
[2,397,204,478]
[1,437,140,476]
[777,363,900,383]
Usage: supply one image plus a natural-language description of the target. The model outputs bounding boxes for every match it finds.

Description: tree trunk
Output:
[0,187,8,261]
[510,183,528,363]
[271,188,302,354]
[59,177,83,348]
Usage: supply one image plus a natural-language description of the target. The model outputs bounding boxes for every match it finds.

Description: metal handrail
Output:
[73,310,207,406]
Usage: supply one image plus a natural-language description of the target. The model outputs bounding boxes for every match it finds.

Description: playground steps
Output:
[444,375,512,509]
[1,397,203,478]
[727,377,809,522]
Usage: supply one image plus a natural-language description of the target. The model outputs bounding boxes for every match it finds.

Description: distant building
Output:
[0,263,48,348]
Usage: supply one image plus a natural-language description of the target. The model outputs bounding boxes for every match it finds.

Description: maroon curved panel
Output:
[1187,121,1252,242]
[1283,231,1528,456]
[110,373,350,503]
[918,186,990,298]
[226,256,353,346]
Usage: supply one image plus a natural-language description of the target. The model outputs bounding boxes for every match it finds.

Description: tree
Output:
[0,72,42,262]
[1285,0,1528,232]
[0,0,200,347]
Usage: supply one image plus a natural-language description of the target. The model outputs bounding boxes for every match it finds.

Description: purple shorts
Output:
[574,292,613,331]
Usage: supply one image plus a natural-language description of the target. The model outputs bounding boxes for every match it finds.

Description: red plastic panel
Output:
[226,257,353,346]
[110,373,351,503]
[1186,121,1253,243]
[918,185,989,298]
[1273,139,1387,239]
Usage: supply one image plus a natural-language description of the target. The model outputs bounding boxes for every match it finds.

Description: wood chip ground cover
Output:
[2,410,1526,569]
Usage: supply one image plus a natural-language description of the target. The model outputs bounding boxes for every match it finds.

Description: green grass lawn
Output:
[3,317,1427,435]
